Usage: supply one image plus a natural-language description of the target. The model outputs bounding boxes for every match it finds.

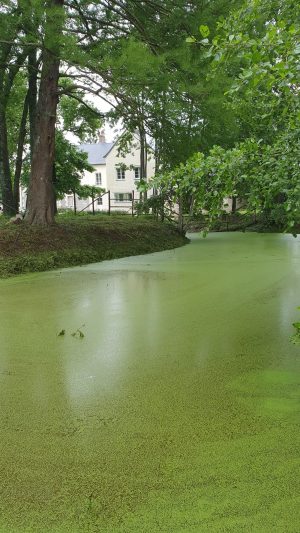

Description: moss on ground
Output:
[0,213,188,278]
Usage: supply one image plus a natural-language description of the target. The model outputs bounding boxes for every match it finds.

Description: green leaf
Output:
[186,36,196,43]
[199,25,210,38]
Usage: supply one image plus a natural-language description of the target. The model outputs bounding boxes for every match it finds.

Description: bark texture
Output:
[25,0,64,225]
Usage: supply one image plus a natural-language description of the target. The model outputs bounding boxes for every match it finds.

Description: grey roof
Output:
[78,142,114,165]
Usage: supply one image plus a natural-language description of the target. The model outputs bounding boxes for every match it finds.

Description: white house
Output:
[57,132,155,213]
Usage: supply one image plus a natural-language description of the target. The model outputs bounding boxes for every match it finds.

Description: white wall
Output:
[105,141,155,211]
[58,163,109,212]
[80,164,108,211]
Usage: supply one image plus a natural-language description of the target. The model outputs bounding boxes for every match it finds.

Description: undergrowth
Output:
[0,214,188,278]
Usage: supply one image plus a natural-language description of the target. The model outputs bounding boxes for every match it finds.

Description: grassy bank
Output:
[0,213,188,278]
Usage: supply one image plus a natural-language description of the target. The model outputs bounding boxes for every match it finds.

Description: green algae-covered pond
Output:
[0,233,300,532]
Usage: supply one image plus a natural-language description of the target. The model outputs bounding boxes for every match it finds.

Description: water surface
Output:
[0,233,300,532]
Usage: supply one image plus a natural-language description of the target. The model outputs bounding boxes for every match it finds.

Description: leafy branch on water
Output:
[57,325,85,339]
[291,308,300,345]
[71,324,85,339]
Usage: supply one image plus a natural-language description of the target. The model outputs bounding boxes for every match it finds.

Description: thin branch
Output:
[0,39,40,47]
[61,91,106,117]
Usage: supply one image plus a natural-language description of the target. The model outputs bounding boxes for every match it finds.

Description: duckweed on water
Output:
[0,233,299,531]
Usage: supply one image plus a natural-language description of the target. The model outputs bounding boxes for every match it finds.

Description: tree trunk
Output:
[143,139,148,202]
[0,103,15,216]
[13,91,29,213]
[28,49,38,160]
[139,126,145,201]
[25,0,64,225]
[139,124,148,203]
[0,40,28,216]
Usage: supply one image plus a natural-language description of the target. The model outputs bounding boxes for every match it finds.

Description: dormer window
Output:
[95,172,102,185]
[116,168,125,180]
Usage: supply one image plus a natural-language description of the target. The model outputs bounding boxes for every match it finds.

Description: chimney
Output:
[98,129,106,143]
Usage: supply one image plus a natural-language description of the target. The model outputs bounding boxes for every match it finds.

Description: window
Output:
[114,193,132,202]
[97,197,103,205]
[134,167,140,180]
[116,168,125,180]
[95,172,102,185]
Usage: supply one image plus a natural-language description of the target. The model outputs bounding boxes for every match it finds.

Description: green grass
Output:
[0,213,188,278]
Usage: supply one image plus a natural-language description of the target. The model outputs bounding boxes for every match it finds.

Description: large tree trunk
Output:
[25,52,59,224]
[25,0,64,225]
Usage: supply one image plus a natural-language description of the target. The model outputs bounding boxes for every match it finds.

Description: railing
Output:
[77,190,111,215]
[76,190,140,217]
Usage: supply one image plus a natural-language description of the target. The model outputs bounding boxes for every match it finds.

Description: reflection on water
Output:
[0,233,300,531]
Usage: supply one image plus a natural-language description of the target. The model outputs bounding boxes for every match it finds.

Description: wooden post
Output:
[92,189,95,215]
[73,190,77,215]
[132,190,134,217]
[108,190,111,215]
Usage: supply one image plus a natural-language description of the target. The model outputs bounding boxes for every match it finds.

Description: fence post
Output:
[132,190,134,217]
[73,190,77,215]
[92,189,95,215]
[108,190,111,215]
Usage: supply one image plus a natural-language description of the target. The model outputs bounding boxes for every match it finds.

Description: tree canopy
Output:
[147,0,300,232]
[0,0,299,226]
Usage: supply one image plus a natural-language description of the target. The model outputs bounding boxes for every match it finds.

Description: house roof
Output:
[78,142,114,165]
